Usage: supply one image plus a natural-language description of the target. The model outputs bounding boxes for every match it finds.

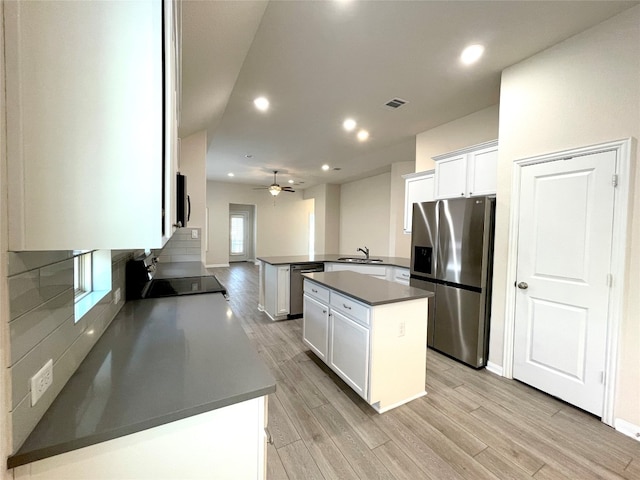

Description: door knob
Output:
[517,282,528,290]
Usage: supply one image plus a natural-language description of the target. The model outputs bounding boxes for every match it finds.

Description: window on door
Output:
[230,213,246,256]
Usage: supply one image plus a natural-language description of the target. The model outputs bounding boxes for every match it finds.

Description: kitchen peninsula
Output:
[257,255,413,321]
[8,274,275,478]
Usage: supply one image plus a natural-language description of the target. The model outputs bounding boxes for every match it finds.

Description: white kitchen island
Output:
[302,271,432,413]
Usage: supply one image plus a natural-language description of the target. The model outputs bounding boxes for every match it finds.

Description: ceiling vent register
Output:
[384,98,407,109]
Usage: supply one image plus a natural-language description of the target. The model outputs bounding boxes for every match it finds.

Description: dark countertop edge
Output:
[304,274,432,307]
[257,255,410,269]
[7,384,276,469]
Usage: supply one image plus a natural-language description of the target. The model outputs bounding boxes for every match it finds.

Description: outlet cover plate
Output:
[31,359,53,406]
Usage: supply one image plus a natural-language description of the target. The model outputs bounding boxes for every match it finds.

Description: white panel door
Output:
[467,146,498,196]
[303,294,329,361]
[276,266,290,315]
[434,154,467,199]
[329,310,369,399]
[513,151,616,416]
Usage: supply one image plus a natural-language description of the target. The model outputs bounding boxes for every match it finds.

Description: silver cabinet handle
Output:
[322,310,327,314]
[343,304,352,310]
[312,288,318,293]
[517,282,528,290]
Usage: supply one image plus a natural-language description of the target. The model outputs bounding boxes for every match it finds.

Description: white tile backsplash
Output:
[6,251,132,452]
[155,227,202,263]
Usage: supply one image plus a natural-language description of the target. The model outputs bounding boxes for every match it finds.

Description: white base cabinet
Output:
[13,396,268,480]
[329,309,370,398]
[264,263,290,320]
[325,263,411,285]
[302,293,330,361]
[303,279,427,413]
[433,140,498,200]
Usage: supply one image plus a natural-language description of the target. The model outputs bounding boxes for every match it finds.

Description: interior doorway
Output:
[503,139,632,426]
[229,204,256,263]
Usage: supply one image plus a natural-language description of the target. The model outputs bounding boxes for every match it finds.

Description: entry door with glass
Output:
[229,212,249,262]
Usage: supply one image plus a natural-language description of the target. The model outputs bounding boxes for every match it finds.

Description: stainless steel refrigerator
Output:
[410,197,495,368]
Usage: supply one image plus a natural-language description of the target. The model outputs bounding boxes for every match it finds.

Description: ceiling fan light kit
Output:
[254,171,296,201]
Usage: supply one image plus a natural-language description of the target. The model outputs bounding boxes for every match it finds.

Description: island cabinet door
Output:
[329,310,370,399]
[303,294,330,361]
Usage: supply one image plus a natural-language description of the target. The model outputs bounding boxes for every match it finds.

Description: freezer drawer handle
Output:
[517,282,529,290]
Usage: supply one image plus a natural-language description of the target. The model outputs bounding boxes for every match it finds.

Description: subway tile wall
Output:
[6,250,132,451]
[155,227,201,263]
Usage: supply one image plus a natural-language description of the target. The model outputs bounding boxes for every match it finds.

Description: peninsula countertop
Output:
[257,254,410,269]
[8,293,276,468]
[303,271,433,306]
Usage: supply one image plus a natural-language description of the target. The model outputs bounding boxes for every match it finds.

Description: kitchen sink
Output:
[337,257,383,263]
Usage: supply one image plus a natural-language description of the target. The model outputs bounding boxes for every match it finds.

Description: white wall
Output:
[493,6,640,427]
[339,173,391,257]
[304,184,340,254]
[416,104,499,172]
[389,161,414,258]
[0,0,11,474]
[206,181,314,266]
[179,131,207,259]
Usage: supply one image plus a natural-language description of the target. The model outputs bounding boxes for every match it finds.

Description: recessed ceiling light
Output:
[357,129,370,141]
[322,164,330,171]
[288,179,294,184]
[227,173,234,177]
[460,44,484,65]
[343,118,357,131]
[253,96,269,111]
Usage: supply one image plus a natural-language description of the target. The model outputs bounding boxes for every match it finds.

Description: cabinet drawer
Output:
[394,268,410,282]
[330,292,370,326]
[304,280,330,303]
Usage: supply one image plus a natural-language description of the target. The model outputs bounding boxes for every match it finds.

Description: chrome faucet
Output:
[357,246,370,259]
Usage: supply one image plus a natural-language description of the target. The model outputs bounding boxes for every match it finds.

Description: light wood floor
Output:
[212,263,640,480]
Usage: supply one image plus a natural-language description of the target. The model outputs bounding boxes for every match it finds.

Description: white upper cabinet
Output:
[403,170,435,234]
[5,0,179,250]
[433,141,498,199]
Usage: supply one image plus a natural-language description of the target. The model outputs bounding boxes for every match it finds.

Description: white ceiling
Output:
[180,0,637,190]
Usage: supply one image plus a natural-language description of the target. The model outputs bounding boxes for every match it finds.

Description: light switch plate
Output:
[114,288,121,304]
[191,229,199,239]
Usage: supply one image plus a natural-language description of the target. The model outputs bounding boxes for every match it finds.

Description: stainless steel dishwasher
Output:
[290,263,324,317]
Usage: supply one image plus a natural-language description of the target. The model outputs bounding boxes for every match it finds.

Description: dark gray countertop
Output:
[304,271,432,306]
[257,254,410,269]
[154,261,211,279]
[8,293,276,469]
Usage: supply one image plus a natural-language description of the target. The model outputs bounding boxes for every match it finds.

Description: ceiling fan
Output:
[255,171,295,196]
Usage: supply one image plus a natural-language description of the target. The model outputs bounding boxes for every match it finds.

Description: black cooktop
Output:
[143,275,227,298]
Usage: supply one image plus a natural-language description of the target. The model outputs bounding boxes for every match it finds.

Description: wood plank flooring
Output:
[211,263,640,480]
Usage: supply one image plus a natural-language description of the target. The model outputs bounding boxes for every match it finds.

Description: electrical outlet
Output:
[398,321,406,337]
[113,288,121,304]
[31,359,53,406]
[191,229,199,239]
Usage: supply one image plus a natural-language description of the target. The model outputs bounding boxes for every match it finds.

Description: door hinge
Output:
[607,274,613,287]
[612,174,618,187]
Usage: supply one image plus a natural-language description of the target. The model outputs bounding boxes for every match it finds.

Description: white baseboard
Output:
[206,263,230,268]
[614,418,640,441]
[485,361,504,377]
